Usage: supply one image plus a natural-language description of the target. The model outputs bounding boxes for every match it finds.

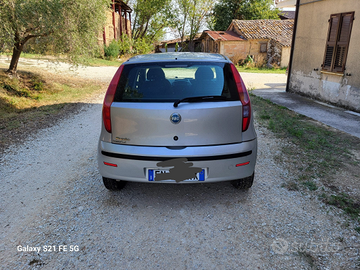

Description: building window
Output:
[260,43,267,53]
[322,12,354,73]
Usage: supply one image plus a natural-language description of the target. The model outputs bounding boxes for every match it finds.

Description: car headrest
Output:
[147,68,166,81]
[195,67,214,81]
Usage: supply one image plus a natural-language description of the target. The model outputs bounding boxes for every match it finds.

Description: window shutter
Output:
[322,12,354,73]
[333,12,354,72]
[322,14,340,71]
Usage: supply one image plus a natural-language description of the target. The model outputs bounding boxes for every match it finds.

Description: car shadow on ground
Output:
[102,180,253,211]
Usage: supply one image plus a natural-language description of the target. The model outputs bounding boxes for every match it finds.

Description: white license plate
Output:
[147,168,206,182]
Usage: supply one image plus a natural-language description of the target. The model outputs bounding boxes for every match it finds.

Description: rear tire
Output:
[103,177,127,190]
[231,173,254,189]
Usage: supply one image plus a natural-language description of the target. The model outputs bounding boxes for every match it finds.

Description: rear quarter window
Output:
[114,62,239,102]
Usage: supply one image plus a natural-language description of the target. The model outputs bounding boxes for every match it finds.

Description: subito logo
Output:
[271,238,289,255]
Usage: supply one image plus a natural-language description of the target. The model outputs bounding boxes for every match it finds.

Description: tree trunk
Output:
[7,33,39,75]
[7,42,24,75]
[188,40,194,52]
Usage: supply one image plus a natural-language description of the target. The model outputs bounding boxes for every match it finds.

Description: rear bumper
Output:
[97,139,257,183]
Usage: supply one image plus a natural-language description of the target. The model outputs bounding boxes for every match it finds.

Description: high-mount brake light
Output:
[230,63,251,132]
[102,65,124,133]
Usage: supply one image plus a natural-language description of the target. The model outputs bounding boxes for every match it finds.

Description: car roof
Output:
[125,52,230,64]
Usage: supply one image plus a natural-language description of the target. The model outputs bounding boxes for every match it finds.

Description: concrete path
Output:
[250,84,360,139]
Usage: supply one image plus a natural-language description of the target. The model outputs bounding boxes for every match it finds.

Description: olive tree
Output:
[0,0,109,75]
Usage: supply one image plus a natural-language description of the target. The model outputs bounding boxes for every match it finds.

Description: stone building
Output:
[200,19,293,68]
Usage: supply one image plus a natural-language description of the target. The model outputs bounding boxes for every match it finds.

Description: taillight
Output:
[230,63,251,132]
[102,65,124,133]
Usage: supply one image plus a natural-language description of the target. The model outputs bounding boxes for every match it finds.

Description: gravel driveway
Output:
[1,59,359,269]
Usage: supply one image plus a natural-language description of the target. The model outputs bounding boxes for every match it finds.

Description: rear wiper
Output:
[173,95,228,108]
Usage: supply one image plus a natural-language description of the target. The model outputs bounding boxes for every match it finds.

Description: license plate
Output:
[147,168,206,182]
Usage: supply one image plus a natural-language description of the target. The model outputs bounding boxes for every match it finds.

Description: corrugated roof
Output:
[203,31,245,41]
[230,19,294,47]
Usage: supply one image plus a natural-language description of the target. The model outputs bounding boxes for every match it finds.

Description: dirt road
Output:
[0,59,359,269]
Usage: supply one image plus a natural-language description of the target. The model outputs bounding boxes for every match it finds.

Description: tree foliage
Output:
[210,0,280,31]
[0,0,109,74]
[130,0,174,42]
[172,0,215,51]
[172,0,191,45]
[187,0,214,51]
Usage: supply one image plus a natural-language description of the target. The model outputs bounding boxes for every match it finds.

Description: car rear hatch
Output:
[105,61,251,147]
[111,101,242,146]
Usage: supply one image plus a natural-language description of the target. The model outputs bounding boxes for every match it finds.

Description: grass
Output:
[83,57,122,67]
[320,193,360,220]
[251,94,357,180]
[0,52,123,67]
[0,52,63,63]
[0,67,105,148]
[251,93,360,229]
[0,69,101,113]
[1,52,49,59]
[302,181,318,191]
[237,65,287,74]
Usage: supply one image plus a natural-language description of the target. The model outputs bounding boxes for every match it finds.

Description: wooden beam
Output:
[125,10,128,36]
[119,5,122,38]
[103,27,106,45]
[128,12,131,37]
[112,0,116,40]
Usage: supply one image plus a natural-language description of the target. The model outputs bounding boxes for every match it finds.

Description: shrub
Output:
[118,34,133,55]
[134,38,154,55]
[104,40,120,59]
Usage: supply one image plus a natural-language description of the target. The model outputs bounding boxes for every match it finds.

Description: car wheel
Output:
[103,177,127,190]
[231,173,254,189]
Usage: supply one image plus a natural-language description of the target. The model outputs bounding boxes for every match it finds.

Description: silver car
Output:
[98,53,257,190]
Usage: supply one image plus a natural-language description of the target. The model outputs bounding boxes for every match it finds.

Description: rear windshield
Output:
[114,61,239,102]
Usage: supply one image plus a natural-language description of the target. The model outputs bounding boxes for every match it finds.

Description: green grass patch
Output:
[251,94,358,180]
[83,57,123,67]
[1,53,123,67]
[251,93,360,225]
[237,66,286,74]
[321,193,360,221]
[302,181,318,191]
[0,52,59,62]
[0,68,104,134]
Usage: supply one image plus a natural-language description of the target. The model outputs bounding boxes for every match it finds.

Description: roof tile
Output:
[230,19,294,46]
